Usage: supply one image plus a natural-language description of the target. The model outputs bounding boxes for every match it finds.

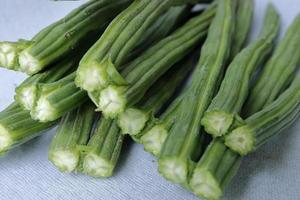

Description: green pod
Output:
[0,102,56,155]
[15,57,79,110]
[30,72,88,122]
[201,4,280,137]
[190,139,242,200]
[75,0,203,92]
[82,117,124,178]
[243,14,300,116]
[230,0,254,58]
[225,75,300,155]
[127,5,191,61]
[18,0,132,75]
[117,53,196,136]
[48,102,96,173]
[0,40,31,70]
[94,5,215,118]
[158,0,236,184]
[138,96,182,156]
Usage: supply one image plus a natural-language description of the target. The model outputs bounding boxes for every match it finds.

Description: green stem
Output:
[0,40,31,70]
[201,4,280,137]
[230,0,254,58]
[82,117,124,178]
[30,72,88,122]
[0,102,56,155]
[158,0,236,184]
[95,5,215,118]
[18,0,131,75]
[48,102,96,173]
[225,75,300,155]
[15,57,78,110]
[243,14,300,116]
[75,0,205,92]
[117,53,196,136]
[190,139,241,200]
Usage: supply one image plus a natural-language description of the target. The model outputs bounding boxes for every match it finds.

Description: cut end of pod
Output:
[0,42,19,69]
[190,168,223,200]
[201,110,234,137]
[75,61,109,92]
[98,85,127,118]
[225,126,255,156]
[117,108,149,136]
[0,124,13,153]
[140,124,168,157]
[158,157,188,184]
[31,97,57,122]
[19,49,42,75]
[83,153,114,178]
[49,150,79,173]
[15,85,37,110]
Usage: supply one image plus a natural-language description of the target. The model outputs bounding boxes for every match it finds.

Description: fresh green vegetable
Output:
[117,53,196,136]
[0,102,56,155]
[75,0,207,92]
[48,102,96,173]
[243,14,300,116]
[0,40,31,70]
[82,118,124,178]
[94,5,215,118]
[30,72,88,122]
[225,75,300,156]
[190,139,242,200]
[139,96,182,156]
[158,0,236,184]
[18,0,132,75]
[128,5,191,60]
[201,4,280,137]
[15,57,78,110]
[231,0,254,58]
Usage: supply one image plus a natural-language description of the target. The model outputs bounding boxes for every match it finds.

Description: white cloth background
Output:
[0,0,299,199]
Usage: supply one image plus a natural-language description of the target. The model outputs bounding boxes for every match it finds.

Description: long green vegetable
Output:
[139,96,182,156]
[48,102,96,172]
[0,40,31,70]
[243,14,300,116]
[25,4,194,123]
[230,0,254,58]
[117,53,196,136]
[225,75,300,156]
[0,102,56,155]
[201,4,280,137]
[75,0,206,93]
[190,139,242,200]
[158,0,236,184]
[15,57,78,110]
[82,117,124,178]
[30,72,88,122]
[128,5,191,61]
[17,0,132,75]
[93,5,215,118]
[137,0,254,153]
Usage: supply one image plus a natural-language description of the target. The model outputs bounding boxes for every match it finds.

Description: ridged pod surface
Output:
[117,53,196,136]
[243,14,300,116]
[82,117,124,178]
[225,75,300,155]
[30,72,88,122]
[18,0,132,75]
[75,0,209,92]
[94,5,216,118]
[201,4,280,137]
[48,102,96,173]
[0,103,56,154]
[158,0,236,185]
